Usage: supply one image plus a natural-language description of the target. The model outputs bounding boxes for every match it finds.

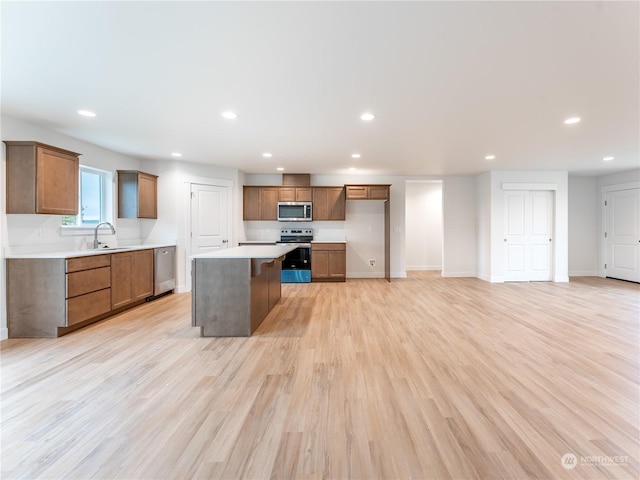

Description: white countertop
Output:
[191,245,297,259]
[5,244,175,259]
[241,240,347,244]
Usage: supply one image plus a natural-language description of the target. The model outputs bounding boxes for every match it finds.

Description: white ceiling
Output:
[2,1,638,176]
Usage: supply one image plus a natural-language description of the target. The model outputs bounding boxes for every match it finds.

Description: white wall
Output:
[475,173,492,281]
[568,176,599,276]
[405,181,442,270]
[441,176,477,277]
[597,169,640,188]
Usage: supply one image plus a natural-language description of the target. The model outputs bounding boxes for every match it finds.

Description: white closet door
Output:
[504,191,529,281]
[605,188,640,282]
[504,190,553,282]
[529,191,553,281]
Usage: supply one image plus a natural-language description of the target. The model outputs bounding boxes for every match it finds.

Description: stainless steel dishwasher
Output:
[153,246,176,297]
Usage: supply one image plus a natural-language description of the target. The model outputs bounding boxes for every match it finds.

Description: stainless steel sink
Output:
[93,247,131,251]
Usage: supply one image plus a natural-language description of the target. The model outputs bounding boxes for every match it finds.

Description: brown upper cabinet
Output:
[312,187,345,221]
[4,141,80,215]
[118,171,158,219]
[261,188,278,220]
[345,184,390,200]
[243,185,347,221]
[243,186,262,220]
[243,186,279,221]
[282,173,311,186]
[279,187,312,202]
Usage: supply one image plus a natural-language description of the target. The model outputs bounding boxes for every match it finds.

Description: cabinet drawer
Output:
[312,243,346,252]
[66,266,111,298]
[66,255,110,273]
[66,288,111,326]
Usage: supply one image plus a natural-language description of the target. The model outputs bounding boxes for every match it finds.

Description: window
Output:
[62,166,113,227]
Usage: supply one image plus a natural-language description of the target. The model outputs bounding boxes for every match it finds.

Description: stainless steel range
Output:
[277,228,313,283]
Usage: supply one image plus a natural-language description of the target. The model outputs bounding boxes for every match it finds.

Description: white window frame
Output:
[61,165,113,231]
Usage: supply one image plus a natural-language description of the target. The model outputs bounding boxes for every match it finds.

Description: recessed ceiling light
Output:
[221,111,238,120]
[276,167,284,171]
[564,117,581,125]
[77,110,96,117]
[171,152,182,157]
[262,152,273,158]
[360,112,375,121]
[351,153,361,159]
[603,156,614,161]
[485,155,496,160]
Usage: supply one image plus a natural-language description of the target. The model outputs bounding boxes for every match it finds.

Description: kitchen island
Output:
[191,245,297,337]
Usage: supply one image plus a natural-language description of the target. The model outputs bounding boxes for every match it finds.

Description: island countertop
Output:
[191,245,297,260]
[191,244,298,337]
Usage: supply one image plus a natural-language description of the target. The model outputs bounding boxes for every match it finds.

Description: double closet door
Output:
[504,190,554,282]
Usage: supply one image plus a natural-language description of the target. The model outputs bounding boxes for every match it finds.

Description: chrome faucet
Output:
[93,222,116,249]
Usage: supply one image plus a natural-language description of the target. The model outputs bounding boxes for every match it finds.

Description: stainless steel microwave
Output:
[277,202,312,222]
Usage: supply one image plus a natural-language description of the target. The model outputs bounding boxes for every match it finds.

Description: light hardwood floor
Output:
[1,272,639,479]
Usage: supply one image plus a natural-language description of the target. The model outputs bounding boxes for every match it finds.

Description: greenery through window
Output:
[62,166,112,227]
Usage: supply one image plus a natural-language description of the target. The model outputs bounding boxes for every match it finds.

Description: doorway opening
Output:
[405,181,443,273]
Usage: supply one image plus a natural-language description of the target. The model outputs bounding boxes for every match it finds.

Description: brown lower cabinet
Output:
[312,243,346,282]
[111,249,153,309]
[6,249,155,338]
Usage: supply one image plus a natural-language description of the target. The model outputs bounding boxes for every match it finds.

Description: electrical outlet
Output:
[369,259,376,267]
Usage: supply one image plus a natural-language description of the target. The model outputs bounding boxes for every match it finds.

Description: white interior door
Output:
[504,190,553,282]
[605,188,640,282]
[190,184,229,255]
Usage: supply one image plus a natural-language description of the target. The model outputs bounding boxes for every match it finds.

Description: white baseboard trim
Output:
[441,271,476,278]
[569,270,599,277]
[392,271,408,279]
[1,328,8,341]
[554,275,570,283]
[347,273,386,279]
[405,265,442,271]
